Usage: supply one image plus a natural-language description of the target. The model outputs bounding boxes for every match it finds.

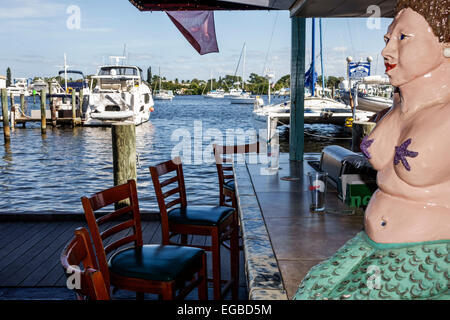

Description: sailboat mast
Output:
[319,18,325,97]
[159,67,162,91]
[311,18,316,97]
[64,53,68,93]
[242,43,246,91]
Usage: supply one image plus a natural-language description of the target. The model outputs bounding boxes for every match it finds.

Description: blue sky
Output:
[0,0,392,82]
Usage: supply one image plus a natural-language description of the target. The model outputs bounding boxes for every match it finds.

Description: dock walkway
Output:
[0,219,247,300]
[234,153,364,299]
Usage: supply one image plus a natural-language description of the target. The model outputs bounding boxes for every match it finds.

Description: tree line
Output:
[4,66,344,95]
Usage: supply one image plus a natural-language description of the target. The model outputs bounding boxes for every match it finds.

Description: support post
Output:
[1,89,10,143]
[49,81,56,127]
[79,88,84,118]
[352,121,376,152]
[112,123,136,208]
[20,93,26,128]
[10,105,15,131]
[9,94,15,130]
[289,17,306,161]
[72,90,76,126]
[40,89,47,134]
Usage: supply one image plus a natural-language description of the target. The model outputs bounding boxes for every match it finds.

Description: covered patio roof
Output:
[129,0,397,17]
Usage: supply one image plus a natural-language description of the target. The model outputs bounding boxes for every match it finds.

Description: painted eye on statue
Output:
[384,36,390,44]
[400,33,407,40]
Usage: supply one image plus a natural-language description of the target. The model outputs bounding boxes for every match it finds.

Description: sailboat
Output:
[153,67,174,101]
[230,43,255,104]
[253,18,374,132]
[203,70,225,98]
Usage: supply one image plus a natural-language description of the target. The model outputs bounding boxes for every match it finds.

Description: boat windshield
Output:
[99,67,138,77]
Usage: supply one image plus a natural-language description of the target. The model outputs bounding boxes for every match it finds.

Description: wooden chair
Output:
[213,142,260,209]
[149,157,239,300]
[81,179,207,300]
[61,227,110,300]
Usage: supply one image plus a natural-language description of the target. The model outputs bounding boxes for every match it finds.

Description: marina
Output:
[0,0,448,305]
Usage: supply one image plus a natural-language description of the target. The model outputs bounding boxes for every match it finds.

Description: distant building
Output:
[0,75,5,89]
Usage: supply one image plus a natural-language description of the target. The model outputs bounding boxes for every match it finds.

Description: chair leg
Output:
[162,284,175,300]
[219,191,225,206]
[230,215,240,300]
[181,234,188,245]
[198,253,208,300]
[211,228,222,300]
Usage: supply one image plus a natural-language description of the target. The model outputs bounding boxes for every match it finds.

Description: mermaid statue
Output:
[294,0,450,300]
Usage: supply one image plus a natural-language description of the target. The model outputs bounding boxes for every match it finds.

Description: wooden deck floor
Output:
[0,220,247,300]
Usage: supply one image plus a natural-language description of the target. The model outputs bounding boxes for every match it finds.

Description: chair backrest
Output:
[213,141,260,193]
[61,227,110,300]
[81,179,143,291]
[149,157,187,244]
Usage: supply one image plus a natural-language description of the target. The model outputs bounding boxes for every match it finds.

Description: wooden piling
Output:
[40,89,47,134]
[352,121,376,152]
[20,94,26,128]
[10,105,15,130]
[79,88,84,118]
[1,89,10,143]
[49,81,56,127]
[112,123,136,208]
[9,94,15,130]
[71,90,76,127]
[20,94,25,114]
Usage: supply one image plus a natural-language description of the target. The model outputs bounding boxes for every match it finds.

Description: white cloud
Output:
[0,0,66,19]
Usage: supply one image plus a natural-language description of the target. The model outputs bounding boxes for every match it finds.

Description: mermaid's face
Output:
[381,8,445,87]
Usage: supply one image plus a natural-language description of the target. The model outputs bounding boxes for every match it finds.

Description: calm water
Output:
[0,95,350,214]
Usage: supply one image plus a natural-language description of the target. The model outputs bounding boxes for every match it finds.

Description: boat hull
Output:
[83,111,151,127]
[230,98,255,104]
[341,91,392,113]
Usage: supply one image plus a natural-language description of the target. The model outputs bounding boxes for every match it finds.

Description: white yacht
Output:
[49,69,91,118]
[30,78,48,93]
[154,89,174,100]
[230,92,255,104]
[7,78,30,97]
[339,76,393,113]
[84,60,154,126]
[153,67,173,101]
[203,70,225,99]
[224,87,243,98]
[204,89,225,99]
[252,96,374,132]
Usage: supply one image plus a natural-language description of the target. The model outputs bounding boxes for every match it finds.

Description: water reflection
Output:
[2,143,12,162]
[0,96,346,214]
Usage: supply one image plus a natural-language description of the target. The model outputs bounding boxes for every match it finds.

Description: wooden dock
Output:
[0,220,247,300]
[1,115,83,126]
[234,153,364,299]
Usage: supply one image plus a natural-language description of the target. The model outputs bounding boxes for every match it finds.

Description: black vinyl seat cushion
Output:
[223,180,235,191]
[168,206,234,226]
[108,245,204,282]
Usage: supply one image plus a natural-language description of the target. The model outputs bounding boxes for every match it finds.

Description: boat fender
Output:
[345,117,353,128]
[150,107,155,112]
